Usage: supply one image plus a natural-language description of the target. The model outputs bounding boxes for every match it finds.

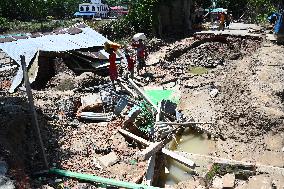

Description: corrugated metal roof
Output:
[0,27,108,65]
[0,26,110,93]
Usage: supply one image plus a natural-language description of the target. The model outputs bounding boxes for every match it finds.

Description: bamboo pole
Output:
[21,55,48,169]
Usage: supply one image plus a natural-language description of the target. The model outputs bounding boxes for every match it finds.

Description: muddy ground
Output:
[0,33,284,189]
[145,35,284,188]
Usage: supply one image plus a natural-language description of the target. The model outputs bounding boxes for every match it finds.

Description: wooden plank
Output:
[118,129,150,146]
[128,78,158,111]
[177,151,284,175]
[117,80,138,98]
[21,55,49,169]
[161,148,195,167]
[144,102,161,186]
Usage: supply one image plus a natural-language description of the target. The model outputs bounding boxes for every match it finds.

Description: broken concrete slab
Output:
[210,88,219,98]
[97,152,119,167]
[222,173,235,188]
[81,94,101,107]
[79,112,113,122]
[212,176,223,189]
[247,174,272,189]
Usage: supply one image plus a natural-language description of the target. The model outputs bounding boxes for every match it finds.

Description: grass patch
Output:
[188,66,209,75]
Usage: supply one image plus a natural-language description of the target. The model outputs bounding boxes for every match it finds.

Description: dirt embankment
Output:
[214,44,284,141]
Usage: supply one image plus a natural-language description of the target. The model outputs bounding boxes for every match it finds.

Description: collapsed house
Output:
[0,23,123,93]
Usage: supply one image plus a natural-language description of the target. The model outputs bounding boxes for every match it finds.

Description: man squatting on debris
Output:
[132,39,148,75]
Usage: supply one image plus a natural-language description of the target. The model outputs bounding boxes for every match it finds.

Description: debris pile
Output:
[1,27,284,189]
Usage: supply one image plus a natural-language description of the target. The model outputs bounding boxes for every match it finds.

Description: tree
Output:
[216,0,278,21]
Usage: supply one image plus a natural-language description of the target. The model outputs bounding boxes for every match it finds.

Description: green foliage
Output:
[0,0,84,21]
[127,0,159,34]
[136,101,155,134]
[99,18,135,40]
[205,164,221,182]
[216,0,279,22]
[98,0,160,40]
[0,17,9,31]
[2,20,77,33]
[195,0,212,9]
[105,0,130,6]
[246,0,277,23]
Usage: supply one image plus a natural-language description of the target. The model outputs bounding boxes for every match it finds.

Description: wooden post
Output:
[21,55,49,169]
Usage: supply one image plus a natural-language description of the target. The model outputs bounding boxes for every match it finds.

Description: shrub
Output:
[0,17,9,32]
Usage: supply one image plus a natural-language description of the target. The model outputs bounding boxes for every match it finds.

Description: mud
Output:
[146,36,284,188]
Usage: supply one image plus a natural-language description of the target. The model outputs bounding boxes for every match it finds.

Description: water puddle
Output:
[162,128,216,186]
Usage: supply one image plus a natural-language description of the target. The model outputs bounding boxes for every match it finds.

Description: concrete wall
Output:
[156,0,192,36]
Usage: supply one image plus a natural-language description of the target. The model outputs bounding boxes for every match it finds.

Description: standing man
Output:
[219,12,225,31]
[108,48,118,89]
[105,41,121,90]
[132,38,148,75]
[125,48,135,78]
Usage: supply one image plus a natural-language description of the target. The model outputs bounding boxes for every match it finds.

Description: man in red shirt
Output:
[108,48,118,89]
[132,39,148,75]
[125,52,134,78]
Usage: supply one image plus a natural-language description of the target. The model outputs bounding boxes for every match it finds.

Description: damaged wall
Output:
[155,0,193,36]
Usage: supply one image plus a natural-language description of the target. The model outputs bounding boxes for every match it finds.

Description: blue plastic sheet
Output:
[275,14,284,34]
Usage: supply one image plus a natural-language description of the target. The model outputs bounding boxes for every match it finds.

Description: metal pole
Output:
[21,55,49,169]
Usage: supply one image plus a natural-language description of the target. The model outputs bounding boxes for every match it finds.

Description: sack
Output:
[133,33,147,41]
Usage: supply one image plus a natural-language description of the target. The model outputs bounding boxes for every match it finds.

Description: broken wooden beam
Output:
[138,142,165,160]
[177,151,284,175]
[117,79,138,98]
[162,148,195,168]
[119,129,196,169]
[128,78,158,111]
[118,129,150,146]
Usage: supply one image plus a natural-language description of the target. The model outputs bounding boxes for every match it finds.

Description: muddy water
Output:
[163,128,216,186]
